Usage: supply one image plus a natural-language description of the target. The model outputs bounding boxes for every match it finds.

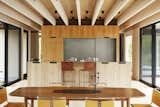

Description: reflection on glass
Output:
[0,29,5,85]
[8,25,20,82]
[141,26,152,84]
[156,23,160,87]
[125,36,132,62]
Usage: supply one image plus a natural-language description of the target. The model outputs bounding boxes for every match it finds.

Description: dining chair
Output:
[86,100,98,107]
[101,101,114,107]
[86,100,114,107]
[0,88,24,107]
[38,99,66,107]
[131,89,160,107]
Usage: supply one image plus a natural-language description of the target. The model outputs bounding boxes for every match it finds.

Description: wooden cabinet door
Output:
[42,37,63,62]
[46,37,57,61]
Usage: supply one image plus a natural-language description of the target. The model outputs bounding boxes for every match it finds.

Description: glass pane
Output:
[95,38,116,62]
[156,23,160,87]
[125,36,132,62]
[0,29,5,85]
[8,25,20,82]
[141,26,152,84]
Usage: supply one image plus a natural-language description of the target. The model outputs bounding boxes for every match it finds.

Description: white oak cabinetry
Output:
[28,62,62,86]
[28,62,132,87]
[96,62,132,88]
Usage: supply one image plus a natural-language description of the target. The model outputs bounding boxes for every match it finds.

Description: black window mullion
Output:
[152,24,156,87]
[4,23,8,86]
[140,29,142,79]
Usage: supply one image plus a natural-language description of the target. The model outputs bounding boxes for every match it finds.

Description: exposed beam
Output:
[121,12,160,32]
[25,0,56,25]
[1,0,43,26]
[120,0,160,31]
[92,0,104,25]
[0,13,33,31]
[104,0,129,25]
[118,0,155,26]
[0,2,40,31]
[51,0,69,25]
[75,0,81,25]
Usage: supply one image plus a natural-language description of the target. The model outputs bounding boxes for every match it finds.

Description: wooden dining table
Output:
[10,87,145,107]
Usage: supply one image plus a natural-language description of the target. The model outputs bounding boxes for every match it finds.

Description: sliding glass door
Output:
[140,26,153,84]
[140,22,160,88]
[156,23,160,87]
[0,22,22,86]
[7,25,21,84]
[0,27,5,85]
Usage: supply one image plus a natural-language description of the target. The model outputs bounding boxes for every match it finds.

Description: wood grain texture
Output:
[96,62,132,88]
[41,25,120,62]
[10,87,145,99]
[0,88,7,104]
[28,62,62,86]
[41,26,119,38]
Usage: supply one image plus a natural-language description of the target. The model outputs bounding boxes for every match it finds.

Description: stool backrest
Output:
[0,88,7,104]
[152,89,160,106]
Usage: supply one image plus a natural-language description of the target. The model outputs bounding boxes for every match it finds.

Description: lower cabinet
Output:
[28,62,62,86]
[96,62,132,88]
[28,62,132,87]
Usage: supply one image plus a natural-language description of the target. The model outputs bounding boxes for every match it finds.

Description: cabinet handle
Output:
[49,36,56,38]
[101,62,109,64]
[50,61,57,64]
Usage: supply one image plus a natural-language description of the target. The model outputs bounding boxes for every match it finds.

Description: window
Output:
[7,25,21,83]
[156,23,160,87]
[140,21,160,88]
[140,26,152,84]
[125,35,132,62]
[38,32,41,61]
[0,22,21,86]
[0,28,5,85]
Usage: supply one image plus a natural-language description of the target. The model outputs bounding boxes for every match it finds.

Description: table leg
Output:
[24,97,28,107]
[66,99,69,107]
[31,98,34,107]
[126,98,130,107]
[121,99,124,107]
[98,101,101,107]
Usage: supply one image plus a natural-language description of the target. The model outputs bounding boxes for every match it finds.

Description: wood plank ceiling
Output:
[0,0,157,31]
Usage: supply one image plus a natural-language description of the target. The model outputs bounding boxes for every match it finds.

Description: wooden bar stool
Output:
[0,88,24,107]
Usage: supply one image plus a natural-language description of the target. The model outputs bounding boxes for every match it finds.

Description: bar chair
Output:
[0,88,24,107]
[131,89,160,107]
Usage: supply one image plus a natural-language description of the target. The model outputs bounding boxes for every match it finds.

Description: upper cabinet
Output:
[41,26,120,62]
[42,36,63,62]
